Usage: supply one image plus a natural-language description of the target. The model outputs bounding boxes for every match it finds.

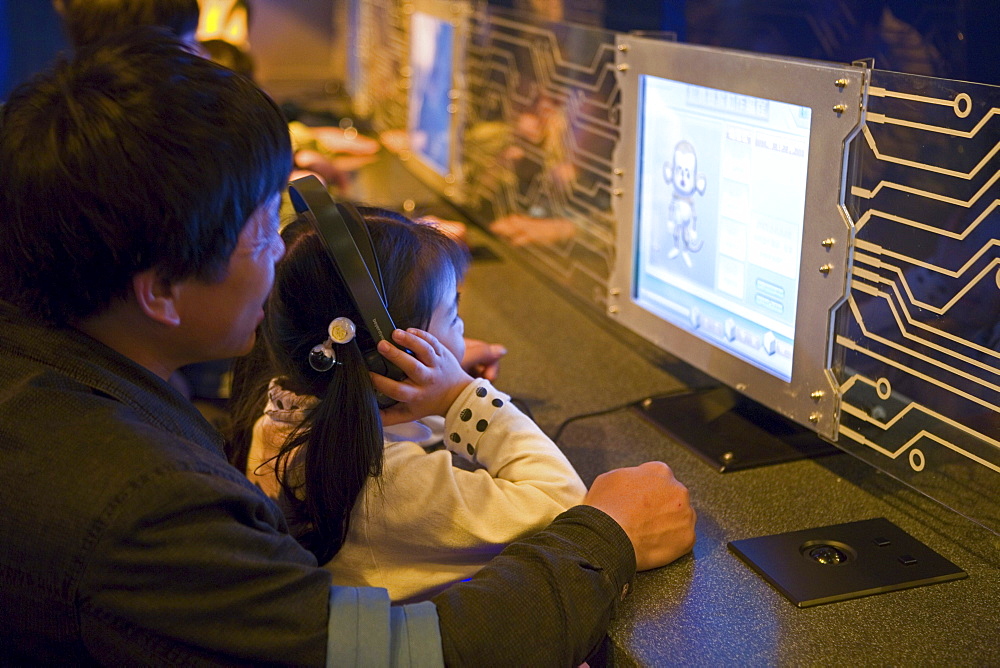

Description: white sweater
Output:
[247,377,587,602]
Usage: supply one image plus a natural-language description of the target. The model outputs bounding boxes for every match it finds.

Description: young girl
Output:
[228,206,586,602]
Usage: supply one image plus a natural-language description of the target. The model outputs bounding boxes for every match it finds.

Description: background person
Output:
[54,0,205,54]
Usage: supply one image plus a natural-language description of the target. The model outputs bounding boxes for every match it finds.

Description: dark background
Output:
[3,1,998,102]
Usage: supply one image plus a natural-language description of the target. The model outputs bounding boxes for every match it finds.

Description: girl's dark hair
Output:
[228,208,470,564]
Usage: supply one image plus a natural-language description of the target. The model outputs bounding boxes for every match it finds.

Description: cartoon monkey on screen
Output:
[664,140,706,267]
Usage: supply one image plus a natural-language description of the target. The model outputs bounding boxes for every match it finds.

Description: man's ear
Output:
[132,269,181,327]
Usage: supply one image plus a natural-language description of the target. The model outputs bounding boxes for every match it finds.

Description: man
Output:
[0,31,696,665]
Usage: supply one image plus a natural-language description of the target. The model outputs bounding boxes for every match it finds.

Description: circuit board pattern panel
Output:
[838,69,1000,532]
[465,9,619,308]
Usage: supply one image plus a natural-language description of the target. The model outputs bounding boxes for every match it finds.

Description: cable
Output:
[550,387,693,444]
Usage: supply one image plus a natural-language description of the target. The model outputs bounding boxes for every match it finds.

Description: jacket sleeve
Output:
[366,379,587,556]
[78,463,332,665]
[77,460,445,666]
[432,378,588,543]
[431,505,636,667]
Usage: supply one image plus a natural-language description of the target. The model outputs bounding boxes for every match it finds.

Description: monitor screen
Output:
[633,76,813,382]
[407,10,455,179]
[610,36,865,445]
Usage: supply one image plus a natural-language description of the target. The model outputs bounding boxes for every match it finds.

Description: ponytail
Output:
[277,341,383,564]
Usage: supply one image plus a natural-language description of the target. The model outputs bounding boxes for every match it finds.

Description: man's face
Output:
[171,194,284,363]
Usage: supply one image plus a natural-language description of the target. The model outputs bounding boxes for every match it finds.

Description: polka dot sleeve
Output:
[442,378,510,462]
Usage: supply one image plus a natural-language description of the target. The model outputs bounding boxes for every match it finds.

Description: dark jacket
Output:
[0,301,634,666]
[0,302,332,664]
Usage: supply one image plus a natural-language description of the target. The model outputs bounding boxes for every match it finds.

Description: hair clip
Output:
[308,317,357,372]
[328,316,357,344]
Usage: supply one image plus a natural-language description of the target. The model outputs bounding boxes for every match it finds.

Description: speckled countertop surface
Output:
[459,228,1000,667]
[354,161,1000,667]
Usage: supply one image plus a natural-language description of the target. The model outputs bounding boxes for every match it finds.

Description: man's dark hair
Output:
[60,0,201,48]
[0,28,292,325]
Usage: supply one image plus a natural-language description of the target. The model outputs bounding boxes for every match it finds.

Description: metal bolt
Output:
[835,78,849,88]
[833,104,847,113]
[819,263,833,274]
[821,238,835,248]
[810,390,825,400]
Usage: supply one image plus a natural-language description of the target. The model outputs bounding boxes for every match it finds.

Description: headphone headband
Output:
[287,175,408,404]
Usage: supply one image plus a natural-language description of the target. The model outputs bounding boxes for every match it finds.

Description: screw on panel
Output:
[809,413,821,423]
[819,263,833,274]
[821,238,835,248]
[833,104,847,113]
[617,63,629,72]
[835,78,849,88]
[810,390,825,401]
[617,44,629,52]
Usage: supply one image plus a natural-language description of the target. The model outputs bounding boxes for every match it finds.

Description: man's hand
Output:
[584,462,696,571]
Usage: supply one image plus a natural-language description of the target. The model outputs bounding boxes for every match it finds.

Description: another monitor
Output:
[609,36,867,469]
[404,0,470,199]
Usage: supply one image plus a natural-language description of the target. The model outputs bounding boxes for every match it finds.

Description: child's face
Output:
[427,273,465,364]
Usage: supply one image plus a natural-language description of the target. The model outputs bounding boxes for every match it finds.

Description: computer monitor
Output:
[404,0,470,199]
[609,35,867,470]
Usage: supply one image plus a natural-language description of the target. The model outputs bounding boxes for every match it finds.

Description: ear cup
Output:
[363,348,408,409]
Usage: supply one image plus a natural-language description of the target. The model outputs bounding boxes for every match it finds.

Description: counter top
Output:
[348,155,999,666]
[458,223,1000,667]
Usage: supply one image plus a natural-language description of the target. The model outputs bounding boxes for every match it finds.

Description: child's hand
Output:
[462,338,507,381]
[373,328,474,426]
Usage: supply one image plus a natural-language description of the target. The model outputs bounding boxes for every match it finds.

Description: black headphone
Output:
[287,175,408,407]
